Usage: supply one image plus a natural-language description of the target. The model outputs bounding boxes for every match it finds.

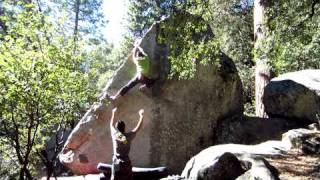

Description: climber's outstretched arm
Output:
[132,109,144,133]
[110,107,117,129]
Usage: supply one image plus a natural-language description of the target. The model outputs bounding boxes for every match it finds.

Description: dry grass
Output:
[266,149,320,180]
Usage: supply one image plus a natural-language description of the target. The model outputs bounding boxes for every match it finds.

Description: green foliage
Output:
[127,1,223,79]
[126,0,183,37]
[265,0,320,75]
[126,0,255,112]
[0,0,120,178]
[1,0,318,177]
[189,0,254,65]
[159,13,220,79]
[0,2,96,178]
[49,0,105,38]
[188,0,255,112]
[84,41,126,92]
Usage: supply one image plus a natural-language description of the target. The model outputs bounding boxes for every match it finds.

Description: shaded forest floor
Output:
[43,149,320,180]
[266,149,320,180]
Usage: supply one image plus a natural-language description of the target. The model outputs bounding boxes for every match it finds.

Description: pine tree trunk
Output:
[254,0,271,118]
[74,0,80,38]
[0,8,7,35]
[73,0,80,53]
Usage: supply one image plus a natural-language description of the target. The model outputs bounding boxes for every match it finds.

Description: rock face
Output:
[181,142,285,179]
[59,16,243,174]
[263,70,320,123]
[236,155,279,180]
[194,152,246,180]
[180,126,320,180]
[215,116,302,145]
[282,128,320,154]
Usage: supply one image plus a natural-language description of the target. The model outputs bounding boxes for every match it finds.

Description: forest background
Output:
[0,0,319,179]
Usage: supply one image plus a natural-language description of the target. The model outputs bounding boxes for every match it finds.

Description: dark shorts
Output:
[119,74,156,96]
[111,156,133,180]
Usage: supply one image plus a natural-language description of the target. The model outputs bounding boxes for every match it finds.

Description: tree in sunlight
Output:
[0,2,96,179]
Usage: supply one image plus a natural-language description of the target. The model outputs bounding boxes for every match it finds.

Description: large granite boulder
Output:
[282,128,320,154]
[192,152,246,180]
[59,15,243,174]
[180,126,320,180]
[263,70,320,123]
[181,142,285,179]
[236,155,279,180]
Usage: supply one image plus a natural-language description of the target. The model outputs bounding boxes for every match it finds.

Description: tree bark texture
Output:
[73,0,80,52]
[254,0,271,118]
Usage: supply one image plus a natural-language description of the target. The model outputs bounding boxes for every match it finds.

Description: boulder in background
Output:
[264,69,320,123]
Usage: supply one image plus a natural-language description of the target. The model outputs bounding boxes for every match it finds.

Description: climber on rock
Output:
[109,107,144,180]
[110,46,156,100]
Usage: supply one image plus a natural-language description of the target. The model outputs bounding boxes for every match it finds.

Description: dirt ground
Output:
[266,149,320,180]
[43,150,320,180]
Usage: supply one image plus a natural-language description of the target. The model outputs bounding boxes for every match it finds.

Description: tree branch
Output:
[309,0,320,18]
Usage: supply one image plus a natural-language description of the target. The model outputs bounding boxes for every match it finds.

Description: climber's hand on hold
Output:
[132,109,144,133]
[110,94,119,101]
[139,84,147,91]
[139,109,144,117]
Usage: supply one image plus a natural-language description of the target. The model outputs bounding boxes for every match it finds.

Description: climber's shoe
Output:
[139,84,147,91]
[110,95,119,101]
[139,85,152,97]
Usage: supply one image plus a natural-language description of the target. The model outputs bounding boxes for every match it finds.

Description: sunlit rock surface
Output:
[59,16,243,174]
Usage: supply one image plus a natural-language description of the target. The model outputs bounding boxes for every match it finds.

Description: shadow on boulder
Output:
[215,116,304,145]
[198,152,246,180]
